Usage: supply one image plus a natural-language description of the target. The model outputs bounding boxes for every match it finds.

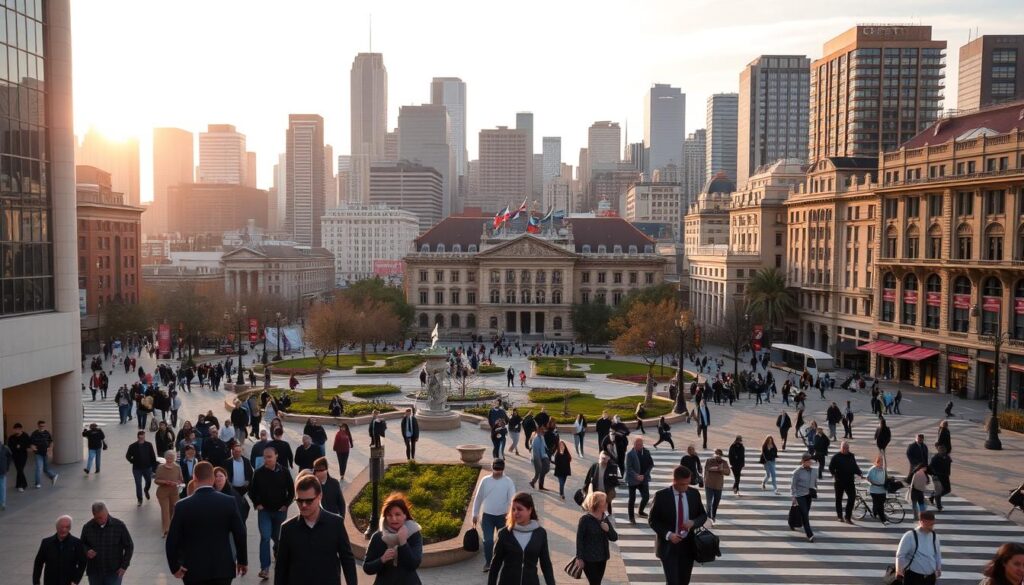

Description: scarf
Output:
[379,519,422,566]
[512,520,540,533]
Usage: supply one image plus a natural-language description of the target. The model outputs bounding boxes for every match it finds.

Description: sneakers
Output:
[84,468,90,474]
[17,488,24,493]
[807,535,815,542]
[258,570,269,580]
[34,484,41,489]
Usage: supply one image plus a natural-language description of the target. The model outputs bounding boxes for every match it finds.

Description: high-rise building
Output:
[324,144,337,208]
[245,151,257,188]
[2,0,89,465]
[644,84,686,175]
[398,104,455,216]
[337,155,351,204]
[168,183,270,236]
[737,55,810,189]
[273,153,287,230]
[369,162,444,232]
[198,124,247,184]
[285,114,326,246]
[385,128,400,162]
[957,35,1024,111]
[706,93,738,182]
[517,112,535,196]
[430,77,468,183]
[321,204,419,286]
[472,126,530,213]
[542,137,562,183]
[625,182,683,224]
[810,25,946,163]
[625,142,648,174]
[683,129,707,207]
[587,121,621,172]
[149,127,193,235]
[350,52,388,202]
[75,127,141,206]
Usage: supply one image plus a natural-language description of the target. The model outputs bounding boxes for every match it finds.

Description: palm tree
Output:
[745,267,796,344]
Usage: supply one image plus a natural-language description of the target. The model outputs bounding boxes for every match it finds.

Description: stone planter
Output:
[455,444,487,464]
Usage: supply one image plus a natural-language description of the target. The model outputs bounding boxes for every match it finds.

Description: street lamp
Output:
[274,311,283,361]
[224,305,247,386]
[979,331,1007,450]
[675,310,692,414]
[261,309,269,365]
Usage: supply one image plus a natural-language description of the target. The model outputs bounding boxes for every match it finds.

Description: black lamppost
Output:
[224,305,247,386]
[274,311,283,361]
[980,331,1007,450]
[261,309,269,365]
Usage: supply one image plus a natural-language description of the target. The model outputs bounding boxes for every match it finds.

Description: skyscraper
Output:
[75,128,141,206]
[472,126,530,213]
[398,104,455,216]
[337,155,351,204]
[285,114,326,246]
[683,129,707,207]
[350,52,388,202]
[957,35,1024,111]
[542,137,561,183]
[198,124,247,184]
[369,162,444,233]
[517,112,535,196]
[149,127,193,235]
[245,151,257,188]
[271,154,286,230]
[644,84,686,175]
[430,77,468,185]
[738,55,810,189]
[810,25,946,163]
[588,121,622,172]
[706,93,738,182]
[324,144,337,208]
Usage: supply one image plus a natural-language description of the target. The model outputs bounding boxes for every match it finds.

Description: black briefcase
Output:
[788,504,803,529]
[462,528,480,552]
[692,527,721,563]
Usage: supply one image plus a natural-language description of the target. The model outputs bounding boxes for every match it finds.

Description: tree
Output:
[570,302,614,352]
[343,299,402,363]
[615,282,678,319]
[711,298,751,387]
[610,298,681,404]
[154,283,222,362]
[745,267,795,345]
[304,299,347,400]
[99,299,150,342]
[341,277,415,335]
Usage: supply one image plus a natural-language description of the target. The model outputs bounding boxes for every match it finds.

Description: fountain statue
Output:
[416,324,461,429]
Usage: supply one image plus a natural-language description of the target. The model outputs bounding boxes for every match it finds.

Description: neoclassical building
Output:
[222,244,335,306]
[403,216,668,340]
[868,101,1024,406]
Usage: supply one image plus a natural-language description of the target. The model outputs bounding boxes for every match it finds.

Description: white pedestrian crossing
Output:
[615,420,1024,584]
[81,397,122,427]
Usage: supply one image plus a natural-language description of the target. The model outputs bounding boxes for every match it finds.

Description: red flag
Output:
[493,204,510,229]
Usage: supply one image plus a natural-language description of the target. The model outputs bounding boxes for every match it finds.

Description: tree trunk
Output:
[316,371,324,401]
[360,341,367,363]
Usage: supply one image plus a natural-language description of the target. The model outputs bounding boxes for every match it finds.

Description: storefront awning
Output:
[875,342,917,357]
[947,354,970,364]
[858,340,895,352]
[897,347,940,362]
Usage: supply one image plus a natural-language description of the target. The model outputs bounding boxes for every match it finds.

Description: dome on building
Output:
[702,171,735,194]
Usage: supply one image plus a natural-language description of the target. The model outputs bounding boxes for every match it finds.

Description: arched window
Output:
[419,313,428,328]
[436,243,445,253]
[905,225,920,259]
[452,244,462,253]
[420,244,430,252]
[902,274,918,325]
[597,244,607,253]
[520,290,530,304]
[956,223,973,260]
[467,314,477,329]
[985,223,1004,261]
[613,245,622,253]
[490,289,499,303]
[451,314,461,329]
[468,244,478,253]
[505,290,516,304]
[885,226,898,258]
[434,314,445,327]
[552,290,562,304]
[1015,280,1024,340]
[535,290,545,304]
[489,316,498,329]
[982,277,1002,335]
[628,245,638,254]
[582,244,592,253]
[553,317,563,330]
[951,276,971,333]
[927,224,943,259]
[925,274,941,329]
[644,245,654,253]
[881,272,896,322]
[535,271,546,284]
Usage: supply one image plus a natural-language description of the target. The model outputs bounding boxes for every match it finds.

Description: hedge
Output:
[355,355,424,374]
[999,409,1024,433]
[349,384,402,398]
[528,388,582,403]
[531,358,587,378]
[478,364,505,374]
[285,390,396,416]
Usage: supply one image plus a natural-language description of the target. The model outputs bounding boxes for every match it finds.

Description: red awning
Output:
[947,354,970,364]
[858,340,895,352]
[875,342,916,358]
[897,347,940,362]
[1009,364,1024,373]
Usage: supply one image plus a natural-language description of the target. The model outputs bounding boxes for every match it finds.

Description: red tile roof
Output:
[415,216,656,253]
[902,99,1024,149]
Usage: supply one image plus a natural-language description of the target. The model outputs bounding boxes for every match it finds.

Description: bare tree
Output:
[710,298,751,387]
[305,300,346,400]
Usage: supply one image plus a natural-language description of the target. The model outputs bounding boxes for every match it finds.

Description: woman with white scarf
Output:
[363,493,423,584]
[487,492,556,585]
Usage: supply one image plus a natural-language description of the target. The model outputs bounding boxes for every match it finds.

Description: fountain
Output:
[416,324,462,430]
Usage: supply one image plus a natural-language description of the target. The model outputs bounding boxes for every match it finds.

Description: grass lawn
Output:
[286,386,398,416]
[567,357,677,377]
[354,354,424,374]
[349,463,479,544]
[261,353,396,372]
[469,389,673,424]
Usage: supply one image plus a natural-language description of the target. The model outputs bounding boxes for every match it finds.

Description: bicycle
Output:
[853,485,906,524]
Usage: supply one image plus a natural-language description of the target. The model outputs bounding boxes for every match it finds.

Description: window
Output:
[881,273,896,322]
[435,270,444,283]
[884,198,898,219]
[956,224,973,259]
[597,272,607,284]
[467,291,476,304]
[645,273,654,284]
[552,290,562,304]
[982,277,1003,335]
[552,270,563,284]
[434,314,445,327]
[435,291,444,305]
[521,290,530,304]
[925,274,941,329]
[629,272,637,285]
[521,270,531,284]
[1014,280,1024,340]
[451,290,461,305]
[450,271,460,283]
[506,270,515,283]
[902,274,918,325]
[490,289,499,303]
[419,270,428,283]
[612,291,623,306]
[419,291,428,304]
[506,290,516,304]
[581,291,590,303]
[951,276,971,333]
[467,314,477,328]
[775,232,783,246]
[467,272,476,283]
[927,225,943,259]
[581,272,590,284]
[956,191,974,216]
[535,290,545,304]
[490,270,500,284]
[553,317,563,330]
[885,227,898,258]
[419,314,429,327]
[489,316,498,329]
[906,196,920,218]
[613,272,622,284]
[985,224,1005,261]
[985,190,1006,215]
[536,271,546,284]
[451,314,461,328]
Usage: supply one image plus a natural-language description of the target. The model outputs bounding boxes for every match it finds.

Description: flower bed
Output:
[355,354,424,374]
[477,364,505,374]
[407,388,499,402]
[285,387,397,416]
[256,354,396,374]
[349,463,479,544]
[608,373,688,384]
[530,358,587,378]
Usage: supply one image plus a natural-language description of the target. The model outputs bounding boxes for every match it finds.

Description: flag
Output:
[553,209,567,220]
[540,206,554,222]
[527,215,541,234]
[511,198,528,220]
[493,205,510,229]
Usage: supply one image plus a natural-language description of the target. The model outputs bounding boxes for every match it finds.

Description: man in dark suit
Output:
[625,437,655,524]
[400,408,420,460]
[648,465,707,585]
[225,443,254,499]
[179,445,199,497]
[368,411,386,448]
[165,461,247,585]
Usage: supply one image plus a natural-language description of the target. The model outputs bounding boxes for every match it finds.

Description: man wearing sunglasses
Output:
[274,474,358,585]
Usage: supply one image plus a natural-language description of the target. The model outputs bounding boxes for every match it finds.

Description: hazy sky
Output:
[70,0,1023,201]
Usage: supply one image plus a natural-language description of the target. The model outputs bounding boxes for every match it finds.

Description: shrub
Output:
[478,364,504,374]
[355,355,424,374]
[528,388,581,403]
[535,362,586,378]
[350,385,401,398]
[342,402,394,417]
[607,373,676,384]
[999,409,1024,433]
[465,407,490,417]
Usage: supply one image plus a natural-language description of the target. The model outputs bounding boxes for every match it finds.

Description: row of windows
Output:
[879,273,1024,337]
[416,313,566,332]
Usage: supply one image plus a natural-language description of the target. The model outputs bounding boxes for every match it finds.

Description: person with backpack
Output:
[895,511,942,585]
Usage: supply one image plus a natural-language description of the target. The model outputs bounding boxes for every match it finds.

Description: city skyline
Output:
[70,1,1023,201]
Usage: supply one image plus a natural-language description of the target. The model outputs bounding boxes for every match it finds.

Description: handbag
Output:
[692,527,721,563]
[462,528,479,552]
[788,504,803,529]
[808,488,817,499]
[573,488,586,507]
[563,558,583,579]
[149,417,158,432]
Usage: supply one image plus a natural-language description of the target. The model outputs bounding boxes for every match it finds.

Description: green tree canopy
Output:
[570,302,614,351]
[340,277,414,334]
[745,267,795,342]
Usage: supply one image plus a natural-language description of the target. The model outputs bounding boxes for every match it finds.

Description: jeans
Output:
[132,468,152,501]
[763,461,777,490]
[86,449,101,473]
[705,487,722,519]
[828,422,837,440]
[34,453,56,485]
[258,509,287,570]
[557,475,567,497]
[137,410,148,430]
[531,458,550,489]
[911,488,927,519]
[574,433,585,456]
[834,482,856,520]
[87,573,123,585]
[628,483,650,520]
[508,431,520,453]
[481,512,504,566]
[117,404,130,424]
[796,494,814,537]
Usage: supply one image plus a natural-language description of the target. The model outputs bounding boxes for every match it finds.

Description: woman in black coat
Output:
[364,494,423,585]
[652,416,674,449]
[936,420,952,454]
[875,416,892,458]
[552,440,572,499]
[573,491,618,585]
[488,492,555,585]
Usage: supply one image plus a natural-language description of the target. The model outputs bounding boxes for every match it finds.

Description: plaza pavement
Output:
[0,344,1021,585]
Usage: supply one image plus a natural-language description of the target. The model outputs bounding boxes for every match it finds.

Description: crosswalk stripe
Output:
[81,399,122,427]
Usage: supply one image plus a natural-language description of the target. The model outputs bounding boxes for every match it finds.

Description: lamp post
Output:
[261,309,269,365]
[980,331,1007,450]
[274,311,283,361]
[675,310,692,414]
[224,305,247,386]
[364,444,384,539]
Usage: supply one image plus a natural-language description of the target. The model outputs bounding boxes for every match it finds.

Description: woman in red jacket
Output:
[332,423,354,480]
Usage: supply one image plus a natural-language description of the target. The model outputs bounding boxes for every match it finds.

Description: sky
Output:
[70,0,1024,202]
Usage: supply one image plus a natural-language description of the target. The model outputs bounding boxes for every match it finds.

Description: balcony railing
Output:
[880,167,1024,188]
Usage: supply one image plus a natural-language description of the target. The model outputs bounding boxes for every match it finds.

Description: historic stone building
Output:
[403,216,667,341]
[221,245,335,308]
[867,101,1024,406]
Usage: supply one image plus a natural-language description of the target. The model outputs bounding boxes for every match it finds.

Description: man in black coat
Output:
[33,515,87,585]
[400,408,420,461]
[313,457,346,521]
[368,411,386,448]
[166,461,247,584]
[583,452,621,513]
[274,474,357,585]
[80,502,134,584]
[776,410,792,450]
[225,443,254,499]
[827,441,863,523]
[202,427,231,469]
[906,433,929,472]
[595,411,612,454]
[648,465,708,585]
[125,431,157,506]
[625,437,655,524]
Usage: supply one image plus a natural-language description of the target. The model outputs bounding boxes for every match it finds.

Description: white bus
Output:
[769,343,835,378]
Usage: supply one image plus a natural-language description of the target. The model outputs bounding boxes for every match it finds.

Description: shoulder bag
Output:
[692,526,721,564]
[563,558,584,579]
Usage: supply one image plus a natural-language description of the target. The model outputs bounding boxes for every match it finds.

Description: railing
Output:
[880,167,1024,188]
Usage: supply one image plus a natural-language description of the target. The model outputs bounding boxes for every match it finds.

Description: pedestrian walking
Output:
[653,416,674,449]
[790,452,818,541]
[909,463,931,520]
[486,492,556,585]
[400,408,420,461]
[295,435,319,472]
[153,421,175,460]
[634,402,647,434]
[152,450,185,537]
[250,446,295,580]
[573,414,587,457]
[552,441,572,500]
[506,366,515,387]
[507,409,522,456]
[979,542,1024,585]
[895,511,942,585]
[275,474,358,585]
[703,449,730,521]
[625,437,654,524]
[519,370,527,387]
[572,491,618,585]
[368,411,387,448]
[843,401,854,439]
[332,424,353,480]
[529,431,550,491]
[776,409,792,450]
[33,515,87,585]
[125,431,156,506]
[826,402,842,440]
[866,454,889,524]
[760,435,779,493]
[928,444,951,511]
[679,444,703,488]
[696,400,711,450]
[30,420,59,488]
[728,435,745,495]
[828,441,863,524]
[165,461,248,583]
[648,465,707,585]
[876,416,892,467]
[82,424,105,474]
[936,420,952,454]
[0,437,10,510]
[907,434,930,472]
[363,493,424,584]
[472,459,516,573]
[80,502,134,585]
[595,411,612,455]
[813,427,831,480]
